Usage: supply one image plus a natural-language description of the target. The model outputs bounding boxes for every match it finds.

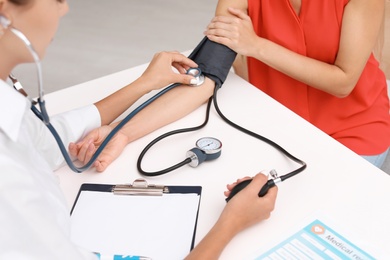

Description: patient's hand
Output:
[69,125,129,172]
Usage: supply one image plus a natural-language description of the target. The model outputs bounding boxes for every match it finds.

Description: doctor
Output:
[0,0,277,259]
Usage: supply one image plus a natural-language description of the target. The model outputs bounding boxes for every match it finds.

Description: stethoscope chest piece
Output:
[187,137,222,167]
[187,68,205,86]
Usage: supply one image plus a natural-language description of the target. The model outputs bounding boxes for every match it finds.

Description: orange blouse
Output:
[247,0,390,155]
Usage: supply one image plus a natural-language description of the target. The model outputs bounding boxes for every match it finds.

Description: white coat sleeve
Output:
[30,104,101,170]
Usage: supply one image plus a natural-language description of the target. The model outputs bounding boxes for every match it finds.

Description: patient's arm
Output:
[95,51,199,126]
[69,1,244,172]
[209,0,249,81]
[117,77,215,143]
[233,54,248,80]
[69,77,215,172]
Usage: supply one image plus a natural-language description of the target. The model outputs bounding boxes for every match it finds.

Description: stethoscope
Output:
[7,25,207,173]
[8,24,306,185]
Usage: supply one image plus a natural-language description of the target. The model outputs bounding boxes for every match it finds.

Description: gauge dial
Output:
[196,137,222,154]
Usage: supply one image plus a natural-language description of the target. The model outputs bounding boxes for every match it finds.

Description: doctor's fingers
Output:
[169,73,199,85]
[151,51,197,71]
[172,61,195,75]
[169,52,197,69]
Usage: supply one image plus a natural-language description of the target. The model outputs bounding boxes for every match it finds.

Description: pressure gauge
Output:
[196,137,222,154]
[186,137,222,167]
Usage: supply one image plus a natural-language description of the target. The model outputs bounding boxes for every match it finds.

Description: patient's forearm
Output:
[233,54,248,81]
[94,76,159,126]
[115,77,215,143]
[185,220,236,260]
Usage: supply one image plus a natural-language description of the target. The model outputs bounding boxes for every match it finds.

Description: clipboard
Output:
[70,179,202,260]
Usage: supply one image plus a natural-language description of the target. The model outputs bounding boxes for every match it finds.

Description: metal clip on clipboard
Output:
[112,178,169,196]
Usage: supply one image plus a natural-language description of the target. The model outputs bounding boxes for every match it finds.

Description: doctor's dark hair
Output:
[9,0,64,4]
[8,0,30,4]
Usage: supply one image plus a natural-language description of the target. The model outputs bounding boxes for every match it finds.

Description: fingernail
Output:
[260,170,270,177]
[190,78,197,85]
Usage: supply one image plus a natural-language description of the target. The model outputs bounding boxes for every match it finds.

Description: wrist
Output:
[250,36,267,60]
[213,215,242,241]
[109,120,132,145]
[116,127,131,145]
[132,75,156,94]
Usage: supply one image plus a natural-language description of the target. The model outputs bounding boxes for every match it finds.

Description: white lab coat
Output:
[0,79,100,259]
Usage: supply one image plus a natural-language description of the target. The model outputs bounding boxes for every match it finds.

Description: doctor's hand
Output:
[68,125,128,172]
[204,7,259,57]
[139,51,198,90]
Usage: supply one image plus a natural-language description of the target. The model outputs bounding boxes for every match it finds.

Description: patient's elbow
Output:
[330,66,362,98]
[334,86,353,98]
[332,77,358,98]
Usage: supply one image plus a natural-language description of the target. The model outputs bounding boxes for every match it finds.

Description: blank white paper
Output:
[70,190,201,260]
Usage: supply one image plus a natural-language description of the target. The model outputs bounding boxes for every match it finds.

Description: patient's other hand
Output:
[69,125,129,172]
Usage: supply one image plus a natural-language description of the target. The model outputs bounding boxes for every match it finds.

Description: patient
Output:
[203,0,390,169]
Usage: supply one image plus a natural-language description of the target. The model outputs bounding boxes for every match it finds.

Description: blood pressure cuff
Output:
[188,37,237,87]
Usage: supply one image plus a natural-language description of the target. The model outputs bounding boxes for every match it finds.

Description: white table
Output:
[49,63,390,259]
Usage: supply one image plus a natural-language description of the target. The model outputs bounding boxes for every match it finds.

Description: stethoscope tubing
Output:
[8,24,186,173]
[137,97,213,176]
[212,86,307,181]
[137,84,307,181]
[10,23,306,179]
[33,82,181,173]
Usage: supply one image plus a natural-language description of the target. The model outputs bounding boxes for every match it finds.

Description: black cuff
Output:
[188,37,237,87]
